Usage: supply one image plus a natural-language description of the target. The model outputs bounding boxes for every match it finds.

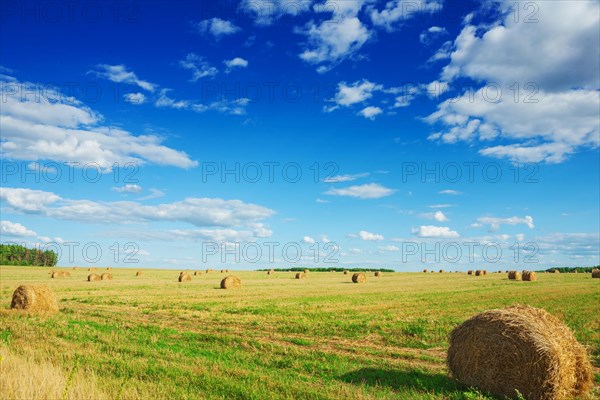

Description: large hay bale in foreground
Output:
[447,305,593,400]
[295,272,305,279]
[179,273,192,282]
[352,272,366,283]
[100,273,113,281]
[523,270,538,281]
[220,275,241,289]
[374,271,382,277]
[591,269,600,278]
[508,271,521,280]
[10,285,59,313]
[87,273,100,282]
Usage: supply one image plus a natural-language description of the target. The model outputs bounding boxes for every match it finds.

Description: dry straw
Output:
[87,273,100,282]
[295,272,305,279]
[10,285,59,313]
[591,269,600,278]
[475,270,483,276]
[136,271,143,277]
[100,273,113,281]
[467,270,473,275]
[206,269,213,273]
[447,305,593,400]
[343,270,349,275]
[179,273,192,282]
[423,269,429,273]
[374,271,382,277]
[352,272,366,283]
[220,275,242,289]
[523,270,538,281]
[551,269,560,273]
[439,269,445,273]
[508,271,522,280]
[194,271,202,276]
[267,269,275,275]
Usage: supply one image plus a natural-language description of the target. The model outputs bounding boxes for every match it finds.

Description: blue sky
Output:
[1,0,599,270]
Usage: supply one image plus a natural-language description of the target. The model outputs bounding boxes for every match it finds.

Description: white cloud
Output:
[325,183,395,199]
[224,57,249,73]
[298,14,371,72]
[123,92,146,104]
[428,2,600,163]
[439,189,461,195]
[180,53,218,81]
[1,220,37,237]
[329,80,382,108]
[370,0,441,32]
[315,198,330,203]
[113,184,142,194]
[323,172,369,183]
[419,210,448,222]
[412,225,460,238]
[320,234,330,243]
[474,215,535,232]
[302,236,315,244]
[0,78,197,169]
[90,64,156,92]
[515,233,525,242]
[379,245,399,252]
[420,25,448,44]
[196,18,240,38]
[358,230,384,241]
[138,188,166,201]
[241,0,312,25]
[0,187,275,228]
[428,204,452,209]
[358,106,383,120]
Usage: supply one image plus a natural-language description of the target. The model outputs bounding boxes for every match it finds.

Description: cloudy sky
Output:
[1,0,598,270]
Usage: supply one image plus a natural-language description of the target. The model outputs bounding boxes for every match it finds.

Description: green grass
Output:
[1,266,598,399]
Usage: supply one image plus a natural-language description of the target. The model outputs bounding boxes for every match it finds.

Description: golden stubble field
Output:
[1,266,599,399]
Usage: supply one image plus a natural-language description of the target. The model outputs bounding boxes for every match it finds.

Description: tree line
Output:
[0,243,58,266]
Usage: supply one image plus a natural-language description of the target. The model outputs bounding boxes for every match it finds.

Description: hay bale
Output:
[551,269,560,273]
[100,273,113,281]
[51,271,61,279]
[423,269,429,273]
[352,272,366,283]
[72,267,78,270]
[374,271,382,277]
[482,270,488,275]
[295,272,305,279]
[267,269,275,275]
[194,271,202,276]
[304,269,309,274]
[106,267,112,270]
[447,305,593,400]
[87,268,92,271]
[136,271,143,277]
[87,273,100,282]
[343,270,349,275]
[467,270,473,275]
[179,273,192,282]
[220,275,242,289]
[523,270,538,281]
[508,271,521,280]
[10,285,59,313]
[591,269,600,278]
[225,269,230,273]
[206,269,213,273]
[439,269,445,273]
[475,270,483,276]
[220,269,225,273]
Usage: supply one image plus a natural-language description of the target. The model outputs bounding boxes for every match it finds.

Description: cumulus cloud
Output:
[0,187,275,228]
[224,57,249,73]
[358,106,383,120]
[302,236,316,244]
[473,215,535,232]
[370,0,441,32]
[358,230,384,241]
[412,225,460,238]
[1,220,37,237]
[323,172,369,183]
[90,64,156,92]
[179,53,218,81]
[379,245,399,252]
[439,189,461,195]
[0,77,197,169]
[123,92,146,104]
[196,18,240,39]
[325,183,395,199]
[428,1,600,163]
[420,25,448,44]
[419,210,448,222]
[241,0,312,25]
[113,184,142,194]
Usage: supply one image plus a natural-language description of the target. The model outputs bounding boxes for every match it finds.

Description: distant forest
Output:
[257,267,395,272]
[0,243,58,266]
[541,266,598,273]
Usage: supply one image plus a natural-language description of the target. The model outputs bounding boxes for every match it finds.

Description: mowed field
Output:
[1,266,599,400]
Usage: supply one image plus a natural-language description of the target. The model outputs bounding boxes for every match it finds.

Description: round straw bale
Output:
[136,271,143,277]
[447,305,593,400]
[439,269,445,273]
[590,269,600,278]
[51,271,61,279]
[100,273,113,281]
[87,273,101,282]
[508,271,521,280]
[106,267,112,270]
[304,269,309,274]
[551,269,560,273]
[295,272,305,279]
[267,269,275,275]
[179,273,192,282]
[374,271,382,277]
[475,270,483,276]
[220,269,225,273]
[194,271,202,276]
[343,270,349,275]
[423,269,429,273]
[206,268,213,273]
[523,270,538,281]
[467,270,473,275]
[220,275,242,289]
[10,285,59,313]
[72,267,78,270]
[352,272,366,283]
[87,268,92,271]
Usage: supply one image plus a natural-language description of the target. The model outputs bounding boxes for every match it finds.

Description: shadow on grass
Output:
[340,368,463,394]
